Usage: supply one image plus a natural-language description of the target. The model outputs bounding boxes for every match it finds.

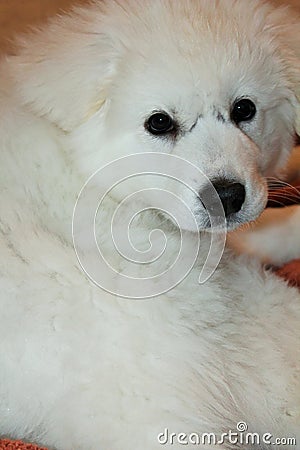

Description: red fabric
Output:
[275,259,300,289]
[0,440,48,450]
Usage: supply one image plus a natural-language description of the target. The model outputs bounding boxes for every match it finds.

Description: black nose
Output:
[212,181,246,217]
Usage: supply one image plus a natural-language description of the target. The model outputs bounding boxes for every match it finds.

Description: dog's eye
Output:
[145,112,175,135]
[231,99,256,124]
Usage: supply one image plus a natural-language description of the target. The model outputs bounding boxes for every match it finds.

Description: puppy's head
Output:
[11,0,300,231]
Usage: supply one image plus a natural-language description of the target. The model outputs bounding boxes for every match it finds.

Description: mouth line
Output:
[199,202,267,232]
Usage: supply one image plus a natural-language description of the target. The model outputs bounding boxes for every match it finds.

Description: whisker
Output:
[267,176,300,207]
[267,198,288,208]
[268,190,300,199]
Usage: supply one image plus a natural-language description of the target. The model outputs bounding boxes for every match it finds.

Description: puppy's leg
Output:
[228,205,300,265]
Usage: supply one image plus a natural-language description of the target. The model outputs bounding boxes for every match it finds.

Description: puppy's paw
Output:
[228,205,300,266]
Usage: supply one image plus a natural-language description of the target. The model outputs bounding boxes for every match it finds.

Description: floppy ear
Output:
[9,6,120,131]
[268,4,300,136]
[284,10,300,136]
[292,38,300,135]
[296,90,300,136]
[296,109,300,137]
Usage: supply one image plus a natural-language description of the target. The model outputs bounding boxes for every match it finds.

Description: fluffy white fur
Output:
[0,1,300,449]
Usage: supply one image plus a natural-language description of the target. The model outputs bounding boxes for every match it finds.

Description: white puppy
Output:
[0,1,300,449]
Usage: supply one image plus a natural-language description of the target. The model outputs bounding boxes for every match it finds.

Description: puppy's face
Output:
[26,0,296,232]
[100,16,296,231]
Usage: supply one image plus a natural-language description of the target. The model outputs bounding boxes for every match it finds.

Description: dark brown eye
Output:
[231,99,256,124]
[145,112,175,135]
